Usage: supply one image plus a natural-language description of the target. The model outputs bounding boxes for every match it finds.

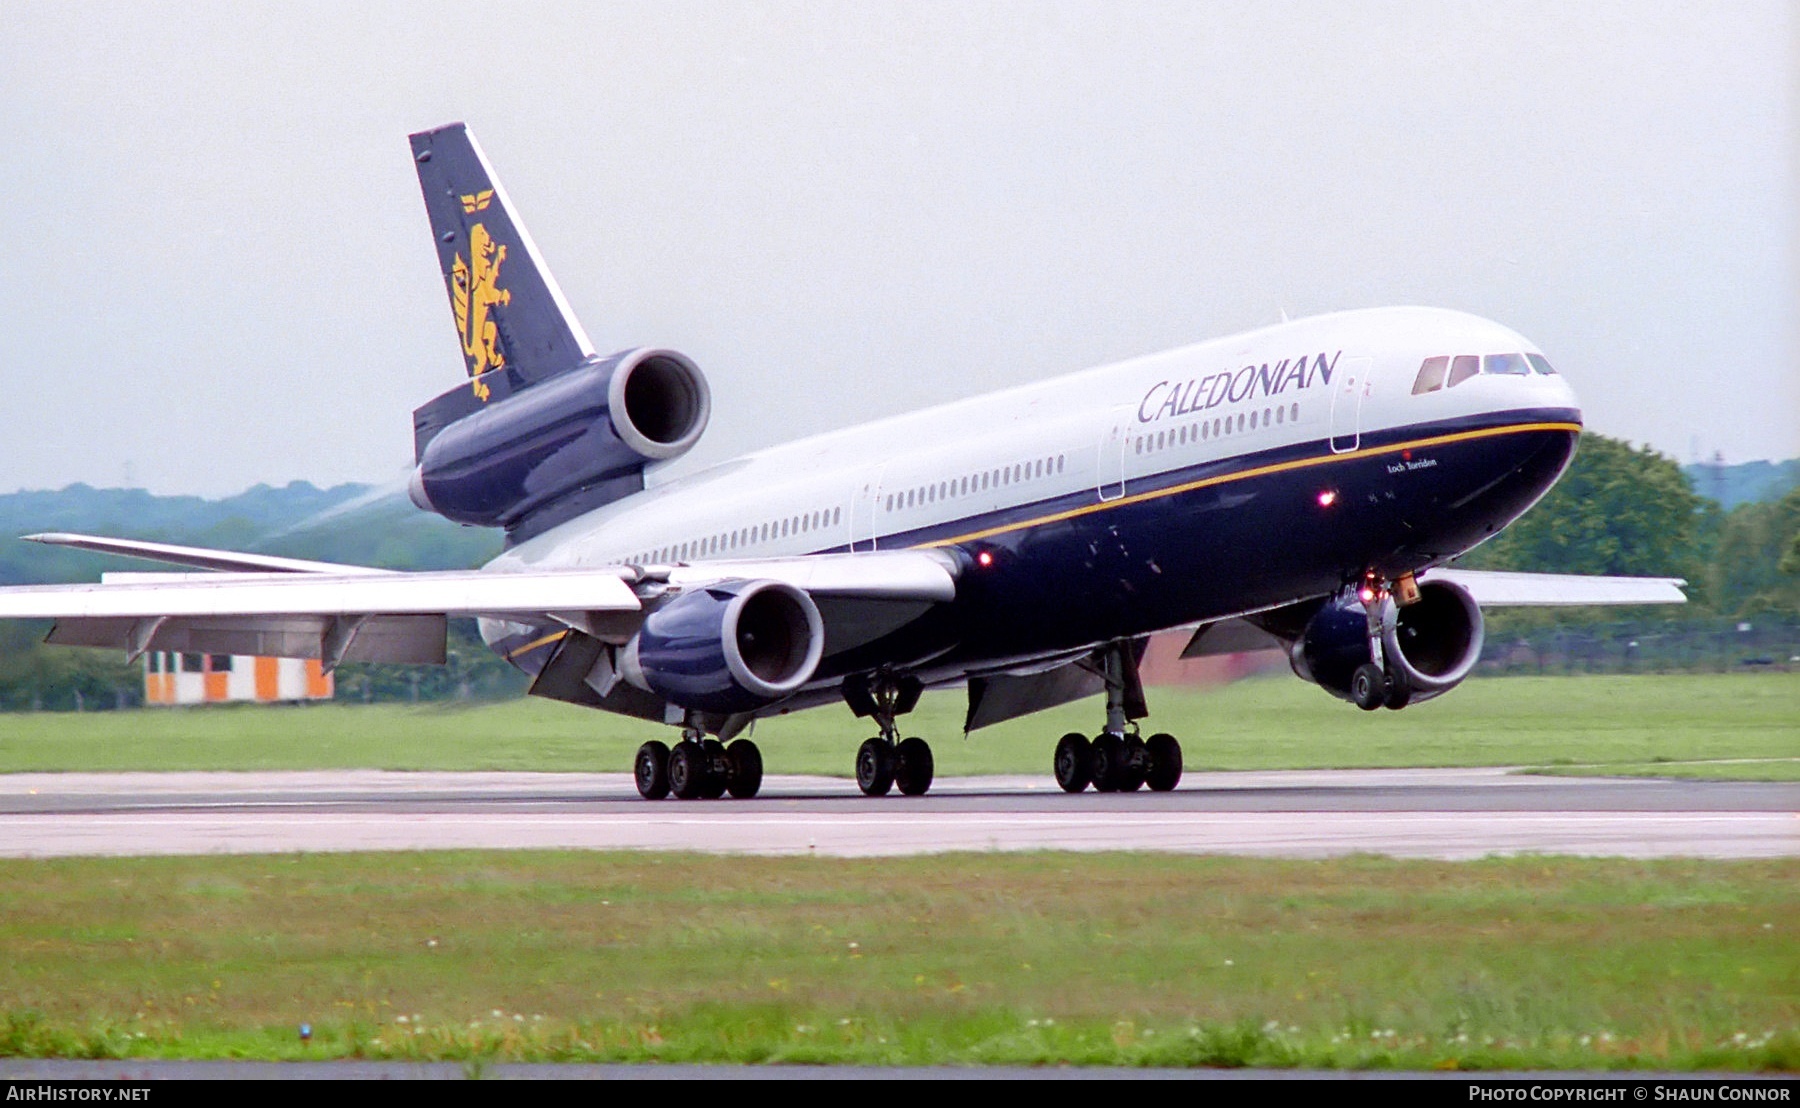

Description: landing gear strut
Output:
[844,674,934,797]
[1055,641,1183,794]
[1352,572,1414,712]
[635,719,763,800]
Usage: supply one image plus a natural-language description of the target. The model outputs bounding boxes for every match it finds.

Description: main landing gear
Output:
[634,725,764,800]
[844,674,935,797]
[1349,572,1413,712]
[1054,642,1183,794]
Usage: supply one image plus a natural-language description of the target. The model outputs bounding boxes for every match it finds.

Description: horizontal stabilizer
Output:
[1425,568,1687,606]
[25,533,388,575]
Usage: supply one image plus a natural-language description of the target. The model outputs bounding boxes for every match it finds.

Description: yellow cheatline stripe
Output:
[492,421,1576,660]
[921,421,1581,550]
[504,629,569,660]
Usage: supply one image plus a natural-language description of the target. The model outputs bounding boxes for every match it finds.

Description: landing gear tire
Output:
[698,739,729,799]
[856,738,895,797]
[1054,732,1092,793]
[1382,671,1413,711]
[1351,663,1385,711]
[894,737,934,796]
[1119,734,1148,792]
[634,740,671,800]
[725,739,763,799]
[1144,733,1183,792]
[668,740,708,800]
[1090,733,1127,793]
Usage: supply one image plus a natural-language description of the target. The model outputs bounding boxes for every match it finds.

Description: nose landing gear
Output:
[1351,572,1415,711]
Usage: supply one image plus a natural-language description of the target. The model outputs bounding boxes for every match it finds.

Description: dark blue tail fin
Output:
[410,123,594,396]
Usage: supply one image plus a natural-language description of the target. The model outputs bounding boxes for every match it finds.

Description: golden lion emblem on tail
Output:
[451,223,511,400]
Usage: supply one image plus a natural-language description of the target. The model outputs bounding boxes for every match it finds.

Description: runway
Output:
[1,767,1793,860]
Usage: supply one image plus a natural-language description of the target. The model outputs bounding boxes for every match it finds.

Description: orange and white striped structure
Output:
[143,652,332,706]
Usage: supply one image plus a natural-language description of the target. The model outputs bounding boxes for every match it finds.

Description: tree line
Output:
[1460,432,1800,619]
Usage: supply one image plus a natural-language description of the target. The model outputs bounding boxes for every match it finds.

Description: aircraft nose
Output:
[1545,368,1582,424]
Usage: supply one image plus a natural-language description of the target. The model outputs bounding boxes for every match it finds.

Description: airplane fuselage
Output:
[484,305,1581,699]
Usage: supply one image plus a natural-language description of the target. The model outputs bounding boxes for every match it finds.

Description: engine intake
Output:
[1382,579,1484,694]
[409,347,710,530]
[620,579,825,714]
[1290,579,1484,704]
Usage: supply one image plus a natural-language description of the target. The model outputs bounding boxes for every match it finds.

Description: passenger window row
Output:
[883,454,1066,514]
[1413,352,1556,395]
[631,506,845,564]
[1134,402,1302,455]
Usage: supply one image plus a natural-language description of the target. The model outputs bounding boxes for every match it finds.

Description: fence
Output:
[1478,616,1800,675]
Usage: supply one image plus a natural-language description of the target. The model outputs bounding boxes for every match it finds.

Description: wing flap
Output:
[1180,618,1285,659]
[45,615,447,664]
[1425,568,1687,606]
[964,663,1104,732]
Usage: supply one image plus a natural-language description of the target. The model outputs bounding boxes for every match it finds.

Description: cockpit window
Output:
[1412,356,1448,395]
[1417,352,1545,392]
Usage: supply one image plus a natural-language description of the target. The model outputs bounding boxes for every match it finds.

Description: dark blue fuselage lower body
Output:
[492,409,1579,711]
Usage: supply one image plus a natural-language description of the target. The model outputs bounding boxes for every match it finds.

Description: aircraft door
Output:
[1097,406,1131,501]
[850,465,885,552]
[1328,356,1374,453]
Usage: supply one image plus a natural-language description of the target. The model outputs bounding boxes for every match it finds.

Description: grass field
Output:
[0,852,1792,1069]
[0,672,1793,778]
[1526,759,1800,783]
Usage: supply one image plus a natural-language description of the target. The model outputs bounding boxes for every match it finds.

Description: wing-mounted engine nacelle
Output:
[618,579,825,715]
[1290,579,1485,705]
[409,347,710,529]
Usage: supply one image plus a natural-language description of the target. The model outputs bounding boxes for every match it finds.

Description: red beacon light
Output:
[976,550,995,568]
[1316,489,1337,508]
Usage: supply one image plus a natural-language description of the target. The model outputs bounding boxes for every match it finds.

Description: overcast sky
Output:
[4,0,1793,497]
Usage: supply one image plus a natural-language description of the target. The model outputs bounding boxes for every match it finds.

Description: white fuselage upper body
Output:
[490,306,1579,576]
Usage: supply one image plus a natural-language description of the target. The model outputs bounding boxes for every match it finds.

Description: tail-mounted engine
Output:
[618,579,825,714]
[1289,578,1485,706]
[408,347,710,534]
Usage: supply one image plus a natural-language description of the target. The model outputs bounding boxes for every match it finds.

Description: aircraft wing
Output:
[0,569,644,667]
[666,551,957,602]
[0,535,959,668]
[1423,568,1687,606]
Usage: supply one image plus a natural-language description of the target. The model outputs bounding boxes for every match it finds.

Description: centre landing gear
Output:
[635,721,763,800]
[1350,573,1414,712]
[844,674,934,797]
[1053,642,1184,794]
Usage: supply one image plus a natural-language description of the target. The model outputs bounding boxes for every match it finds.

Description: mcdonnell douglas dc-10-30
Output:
[0,124,1685,800]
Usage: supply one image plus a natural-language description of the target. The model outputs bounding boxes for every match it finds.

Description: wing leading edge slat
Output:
[0,569,643,620]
